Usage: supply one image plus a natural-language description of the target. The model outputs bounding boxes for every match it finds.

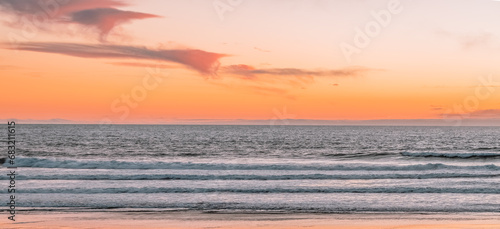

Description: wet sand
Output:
[2,211,500,229]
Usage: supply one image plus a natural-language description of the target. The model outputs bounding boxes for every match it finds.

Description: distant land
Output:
[2,118,500,126]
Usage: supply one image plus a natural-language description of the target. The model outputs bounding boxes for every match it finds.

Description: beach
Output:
[2,211,500,229]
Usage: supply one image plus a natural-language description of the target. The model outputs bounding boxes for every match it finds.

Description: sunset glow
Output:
[1,0,500,124]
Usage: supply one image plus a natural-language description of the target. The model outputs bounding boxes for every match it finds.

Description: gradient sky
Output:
[1,0,500,124]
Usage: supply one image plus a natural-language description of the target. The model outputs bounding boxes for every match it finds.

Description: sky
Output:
[1,0,500,125]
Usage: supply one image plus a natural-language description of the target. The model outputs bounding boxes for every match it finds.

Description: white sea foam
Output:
[6,172,500,181]
[16,186,500,194]
[401,151,500,159]
[11,156,500,171]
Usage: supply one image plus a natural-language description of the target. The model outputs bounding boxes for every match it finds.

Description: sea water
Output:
[3,125,500,213]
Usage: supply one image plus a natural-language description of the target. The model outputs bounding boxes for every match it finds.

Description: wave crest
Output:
[401,152,500,159]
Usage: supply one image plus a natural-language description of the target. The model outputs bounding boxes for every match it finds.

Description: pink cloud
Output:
[68,8,160,41]
[162,49,225,76]
[0,0,158,41]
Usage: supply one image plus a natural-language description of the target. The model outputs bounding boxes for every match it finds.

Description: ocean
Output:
[3,125,500,213]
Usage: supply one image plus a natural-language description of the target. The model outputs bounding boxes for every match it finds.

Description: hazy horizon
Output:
[3,118,500,126]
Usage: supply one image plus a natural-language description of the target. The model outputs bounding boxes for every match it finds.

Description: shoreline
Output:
[2,211,500,229]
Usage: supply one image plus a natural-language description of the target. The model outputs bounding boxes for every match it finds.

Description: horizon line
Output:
[2,118,500,126]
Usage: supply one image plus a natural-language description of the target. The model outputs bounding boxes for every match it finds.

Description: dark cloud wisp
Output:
[10,42,226,75]
[223,64,375,78]
[0,0,126,15]
[0,0,158,41]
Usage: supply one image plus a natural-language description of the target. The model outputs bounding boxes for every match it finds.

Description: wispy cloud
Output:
[0,0,158,41]
[440,109,500,119]
[253,47,271,52]
[223,64,375,79]
[467,109,500,118]
[211,65,377,97]
[429,105,444,111]
[0,0,125,16]
[436,29,496,49]
[460,33,494,49]
[9,42,226,75]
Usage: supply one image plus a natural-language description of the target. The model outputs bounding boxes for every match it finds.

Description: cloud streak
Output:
[9,42,226,75]
[436,29,496,49]
[440,109,500,119]
[223,64,374,78]
[466,109,500,118]
[211,65,377,97]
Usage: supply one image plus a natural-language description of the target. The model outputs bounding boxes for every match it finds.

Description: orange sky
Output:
[1,0,500,124]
